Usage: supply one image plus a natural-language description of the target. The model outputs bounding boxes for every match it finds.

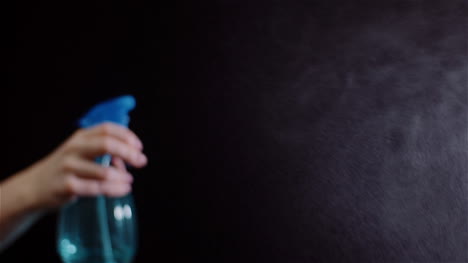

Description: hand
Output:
[17,122,147,210]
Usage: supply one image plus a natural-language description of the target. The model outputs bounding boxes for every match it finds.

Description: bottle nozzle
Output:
[79,95,136,128]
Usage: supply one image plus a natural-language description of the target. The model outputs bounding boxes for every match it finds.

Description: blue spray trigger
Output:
[79,95,136,128]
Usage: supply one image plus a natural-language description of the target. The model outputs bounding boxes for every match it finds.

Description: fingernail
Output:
[127,174,134,182]
[134,138,143,149]
[138,154,147,165]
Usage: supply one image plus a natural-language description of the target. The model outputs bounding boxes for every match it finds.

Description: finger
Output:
[101,182,132,197]
[76,136,147,168]
[64,157,133,182]
[67,176,131,197]
[112,157,127,171]
[82,122,143,150]
[66,176,100,196]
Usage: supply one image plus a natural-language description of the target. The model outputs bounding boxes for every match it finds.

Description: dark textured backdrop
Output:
[3,0,468,262]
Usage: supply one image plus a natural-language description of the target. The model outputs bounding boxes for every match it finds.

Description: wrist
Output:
[7,170,46,214]
[0,172,46,251]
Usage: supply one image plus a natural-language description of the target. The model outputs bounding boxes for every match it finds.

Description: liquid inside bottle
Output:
[57,194,138,263]
[57,95,139,263]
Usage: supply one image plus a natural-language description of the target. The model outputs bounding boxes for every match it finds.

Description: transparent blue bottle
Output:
[57,95,138,263]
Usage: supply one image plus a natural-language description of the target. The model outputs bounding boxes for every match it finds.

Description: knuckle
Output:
[64,132,85,152]
[100,123,114,135]
[100,138,114,153]
[61,139,77,153]
[85,181,101,196]
[125,128,135,138]
[125,136,134,146]
[100,168,113,180]
[71,129,86,141]
[92,182,102,195]
[62,157,75,171]
[63,176,77,195]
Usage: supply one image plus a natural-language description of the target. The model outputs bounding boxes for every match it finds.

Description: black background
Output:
[3,1,468,262]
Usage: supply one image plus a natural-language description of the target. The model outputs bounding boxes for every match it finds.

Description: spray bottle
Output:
[57,95,138,263]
